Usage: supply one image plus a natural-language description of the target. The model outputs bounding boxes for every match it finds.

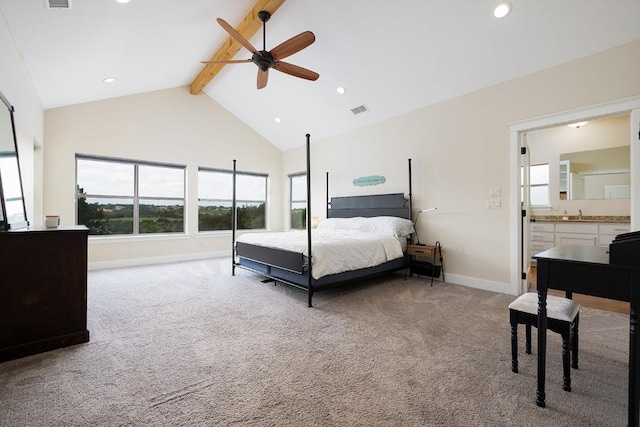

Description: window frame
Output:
[75,154,186,236]
[289,172,307,230]
[198,167,268,232]
[526,163,551,207]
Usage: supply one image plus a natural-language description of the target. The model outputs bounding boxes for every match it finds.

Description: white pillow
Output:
[318,216,414,238]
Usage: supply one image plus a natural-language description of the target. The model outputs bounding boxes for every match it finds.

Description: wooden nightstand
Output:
[405,241,444,285]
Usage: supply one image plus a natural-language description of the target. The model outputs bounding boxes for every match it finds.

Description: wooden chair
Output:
[509,292,580,392]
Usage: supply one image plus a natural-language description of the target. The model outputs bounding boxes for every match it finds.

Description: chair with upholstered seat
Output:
[509,292,580,392]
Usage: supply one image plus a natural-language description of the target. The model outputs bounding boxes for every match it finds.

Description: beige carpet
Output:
[0,258,629,426]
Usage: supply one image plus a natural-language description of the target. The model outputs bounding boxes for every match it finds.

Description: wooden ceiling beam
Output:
[189,0,286,95]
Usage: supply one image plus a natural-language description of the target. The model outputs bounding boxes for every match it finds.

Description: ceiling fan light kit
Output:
[203,10,319,89]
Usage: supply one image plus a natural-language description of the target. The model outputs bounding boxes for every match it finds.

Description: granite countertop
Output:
[531,215,630,223]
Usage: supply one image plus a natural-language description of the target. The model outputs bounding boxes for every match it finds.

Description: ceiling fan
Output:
[203,10,319,89]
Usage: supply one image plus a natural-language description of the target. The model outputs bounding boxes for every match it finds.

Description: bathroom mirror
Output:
[0,90,29,230]
[559,146,630,200]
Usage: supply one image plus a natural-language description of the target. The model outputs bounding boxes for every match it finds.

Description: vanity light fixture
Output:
[567,121,588,128]
[336,86,346,95]
[493,2,512,18]
[102,77,116,83]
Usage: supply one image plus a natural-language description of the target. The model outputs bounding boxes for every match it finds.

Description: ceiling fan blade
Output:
[270,31,316,61]
[216,18,258,55]
[257,69,269,89]
[273,62,319,81]
[201,59,253,64]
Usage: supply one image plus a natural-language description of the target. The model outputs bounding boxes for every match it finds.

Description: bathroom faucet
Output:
[578,209,583,220]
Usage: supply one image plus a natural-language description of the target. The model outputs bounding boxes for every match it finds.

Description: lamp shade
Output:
[414,207,437,245]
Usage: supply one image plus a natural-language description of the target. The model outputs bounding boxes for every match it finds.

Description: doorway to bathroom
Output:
[509,96,640,295]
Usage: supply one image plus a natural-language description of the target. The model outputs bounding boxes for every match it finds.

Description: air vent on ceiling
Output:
[350,105,369,115]
[45,0,72,9]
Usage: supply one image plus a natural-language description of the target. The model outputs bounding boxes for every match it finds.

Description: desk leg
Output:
[536,286,548,408]
[630,277,640,426]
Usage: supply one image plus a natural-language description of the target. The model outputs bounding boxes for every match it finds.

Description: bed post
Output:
[326,171,329,219]
[408,158,413,221]
[306,134,313,307]
[232,159,237,276]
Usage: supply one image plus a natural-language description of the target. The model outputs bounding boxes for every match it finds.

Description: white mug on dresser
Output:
[44,215,60,228]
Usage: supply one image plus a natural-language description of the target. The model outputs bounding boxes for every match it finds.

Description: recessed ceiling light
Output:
[274,117,281,123]
[493,2,512,18]
[102,77,116,83]
[567,121,588,128]
[336,86,346,95]
[115,0,130,3]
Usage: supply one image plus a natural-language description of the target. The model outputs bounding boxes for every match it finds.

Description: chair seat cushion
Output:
[508,292,580,322]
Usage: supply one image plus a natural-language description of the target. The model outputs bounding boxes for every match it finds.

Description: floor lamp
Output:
[414,207,437,245]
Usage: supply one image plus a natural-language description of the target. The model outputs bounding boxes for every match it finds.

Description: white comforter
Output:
[236,229,404,279]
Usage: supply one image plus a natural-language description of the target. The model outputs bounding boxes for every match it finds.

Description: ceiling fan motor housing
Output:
[253,50,274,71]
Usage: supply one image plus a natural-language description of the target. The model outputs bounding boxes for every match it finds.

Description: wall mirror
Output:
[528,113,630,204]
[0,90,29,230]
[559,145,630,200]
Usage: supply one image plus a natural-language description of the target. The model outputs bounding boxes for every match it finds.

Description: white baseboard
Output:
[443,273,516,296]
[88,250,229,271]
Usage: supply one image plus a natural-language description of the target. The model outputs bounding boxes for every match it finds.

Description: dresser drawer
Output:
[530,240,555,254]
[530,223,554,233]
[530,231,554,243]
[406,245,436,257]
[555,223,598,234]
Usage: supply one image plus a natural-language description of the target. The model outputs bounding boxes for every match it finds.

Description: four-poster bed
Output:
[231,134,415,307]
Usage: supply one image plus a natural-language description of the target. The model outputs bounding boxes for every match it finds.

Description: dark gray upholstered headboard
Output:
[327,193,410,219]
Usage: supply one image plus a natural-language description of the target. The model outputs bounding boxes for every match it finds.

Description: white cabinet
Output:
[599,223,631,247]
[555,222,598,246]
[559,160,571,200]
[529,221,630,262]
[530,223,555,261]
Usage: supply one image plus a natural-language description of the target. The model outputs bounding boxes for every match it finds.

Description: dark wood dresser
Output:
[0,225,89,362]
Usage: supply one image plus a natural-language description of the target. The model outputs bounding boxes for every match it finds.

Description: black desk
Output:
[534,245,640,426]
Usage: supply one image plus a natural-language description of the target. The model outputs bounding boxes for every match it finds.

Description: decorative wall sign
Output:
[353,175,386,187]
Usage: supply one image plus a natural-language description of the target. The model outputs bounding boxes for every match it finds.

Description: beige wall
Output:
[44,87,282,267]
[0,11,44,224]
[283,39,640,293]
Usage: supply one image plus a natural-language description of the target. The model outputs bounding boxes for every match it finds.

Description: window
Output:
[198,168,267,232]
[525,163,550,206]
[290,173,307,229]
[76,155,185,235]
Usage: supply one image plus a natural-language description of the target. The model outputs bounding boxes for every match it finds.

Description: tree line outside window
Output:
[76,155,185,235]
[75,155,267,235]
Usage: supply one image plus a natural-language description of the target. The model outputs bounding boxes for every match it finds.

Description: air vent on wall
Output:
[350,105,369,115]
[45,0,72,9]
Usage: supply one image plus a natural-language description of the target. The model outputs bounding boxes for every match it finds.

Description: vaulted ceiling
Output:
[1,0,639,151]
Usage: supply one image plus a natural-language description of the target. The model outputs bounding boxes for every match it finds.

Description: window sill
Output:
[88,233,190,245]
